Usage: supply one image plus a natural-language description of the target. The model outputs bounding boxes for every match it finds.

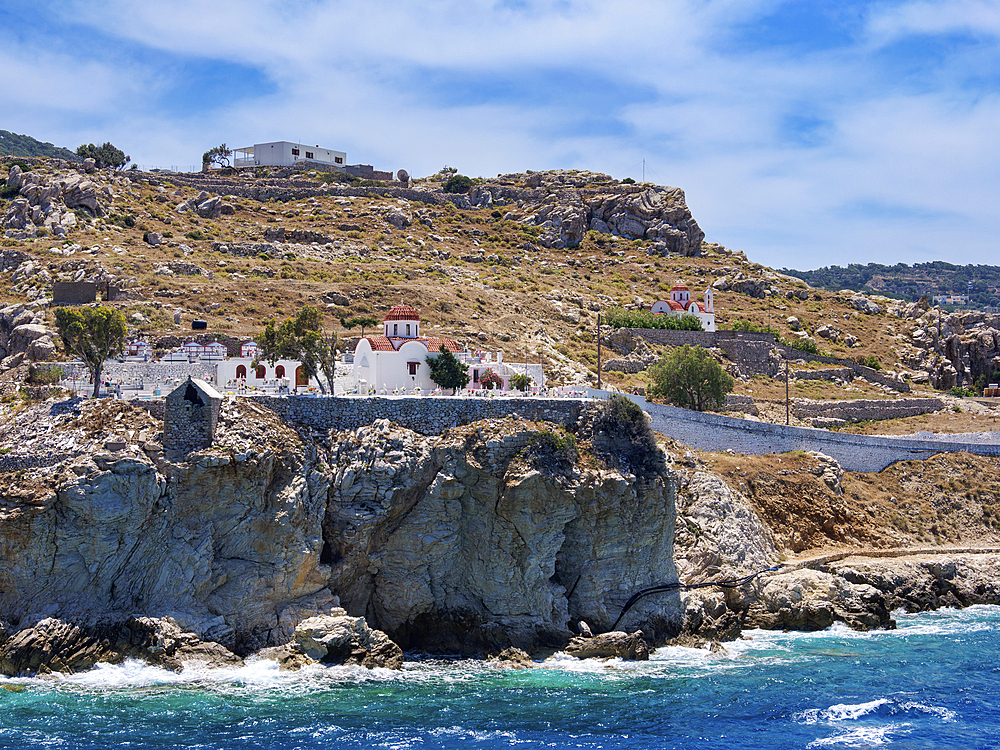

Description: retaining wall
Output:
[246,395,587,436]
[602,393,1000,472]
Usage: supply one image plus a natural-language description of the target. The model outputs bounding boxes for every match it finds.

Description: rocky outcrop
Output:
[291,612,403,669]
[323,416,681,653]
[564,630,649,660]
[0,303,55,368]
[0,616,241,676]
[2,167,113,238]
[471,173,704,253]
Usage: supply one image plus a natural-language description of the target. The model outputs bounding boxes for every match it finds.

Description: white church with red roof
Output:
[650,283,716,331]
[352,304,464,393]
[352,304,534,393]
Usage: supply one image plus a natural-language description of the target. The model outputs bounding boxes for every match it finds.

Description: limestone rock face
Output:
[0,403,335,655]
[324,419,681,653]
[0,401,681,668]
[564,630,649,660]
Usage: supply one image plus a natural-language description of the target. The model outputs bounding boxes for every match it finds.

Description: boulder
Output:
[564,630,649,660]
[6,165,22,189]
[385,208,412,229]
[292,613,403,670]
[850,295,881,315]
[144,232,162,246]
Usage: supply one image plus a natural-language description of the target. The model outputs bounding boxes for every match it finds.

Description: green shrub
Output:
[510,373,532,392]
[621,177,636,184]
[603,307,703,331]
[526,429,578,471]
[27,364,64,386]
[951,386,974,398]
[185,229,207,241]
[592,394,663,480]
[443,175,474,193]
[856,354,882,370]
[729,319,779,336]
[787,337,820,355]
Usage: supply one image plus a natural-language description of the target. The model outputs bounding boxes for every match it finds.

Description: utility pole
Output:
[597,312,602,390]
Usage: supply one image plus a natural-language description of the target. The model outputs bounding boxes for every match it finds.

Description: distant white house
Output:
[651,283,716,332]
[232,141,346,169]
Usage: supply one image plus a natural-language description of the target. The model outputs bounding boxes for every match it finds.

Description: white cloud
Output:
[2,0,998,269]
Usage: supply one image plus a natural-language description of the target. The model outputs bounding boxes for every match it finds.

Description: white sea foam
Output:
[807,723,910,747]
[797,699,890,725]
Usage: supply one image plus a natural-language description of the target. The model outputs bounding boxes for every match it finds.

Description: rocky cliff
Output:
[0,396,682,672]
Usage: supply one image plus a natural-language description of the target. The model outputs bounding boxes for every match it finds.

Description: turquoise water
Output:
[3,606,999,749]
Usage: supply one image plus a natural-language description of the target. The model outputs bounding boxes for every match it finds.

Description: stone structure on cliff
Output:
[163,378,222,456]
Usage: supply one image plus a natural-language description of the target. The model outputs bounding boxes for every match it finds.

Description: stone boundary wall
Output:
[141,172,470,208]
[619,396,1000,472]
[792,398,945,423]
[59,361,217,384]
[245,395,588,436]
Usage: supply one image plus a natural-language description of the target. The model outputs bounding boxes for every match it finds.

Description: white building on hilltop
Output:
[352,304,541,393]
[232,141,346,169]
[651,283,716,332]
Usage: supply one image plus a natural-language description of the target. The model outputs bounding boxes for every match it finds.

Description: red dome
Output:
[384,304,420,321]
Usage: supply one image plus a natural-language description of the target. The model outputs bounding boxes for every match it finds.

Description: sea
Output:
[2,605,999,750]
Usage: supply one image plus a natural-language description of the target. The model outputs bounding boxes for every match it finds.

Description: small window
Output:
[473,369,479,383]
[291,148,300,156]
[335,157,343,164]
[306,151,314,159]
[406,323,411,336]
[408,362,419,376]
[393,324,398,336]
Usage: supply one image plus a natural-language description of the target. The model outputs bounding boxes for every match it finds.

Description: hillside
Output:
[0,130,79,161]
[783,261,1000,309]
[3,156,1000,418]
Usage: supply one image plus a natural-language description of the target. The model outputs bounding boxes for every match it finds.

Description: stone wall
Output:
[792,397,945,424]
[630,397,1000,472]
[246,395,587,436]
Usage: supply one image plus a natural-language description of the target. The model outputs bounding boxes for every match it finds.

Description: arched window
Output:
[275,365,285,378]
[295,366,308,387]
[256,365,266,379]
[236,364,247,379]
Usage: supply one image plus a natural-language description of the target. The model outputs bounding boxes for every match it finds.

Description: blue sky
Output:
[2,0,998,271]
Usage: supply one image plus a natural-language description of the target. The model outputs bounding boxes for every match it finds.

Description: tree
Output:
[443,174,473,193]
[75,142,130,170]
[53,306,128,398]
[510,373,532,392]
[647,344,734,412]
[428,344,470,394]
[340,316,378,337]
[202,144,232,169]
[256,306,337,394]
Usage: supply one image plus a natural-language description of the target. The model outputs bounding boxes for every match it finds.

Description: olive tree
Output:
[53,306,128,398]
[647,344,734,412]
[256,306,337,393]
